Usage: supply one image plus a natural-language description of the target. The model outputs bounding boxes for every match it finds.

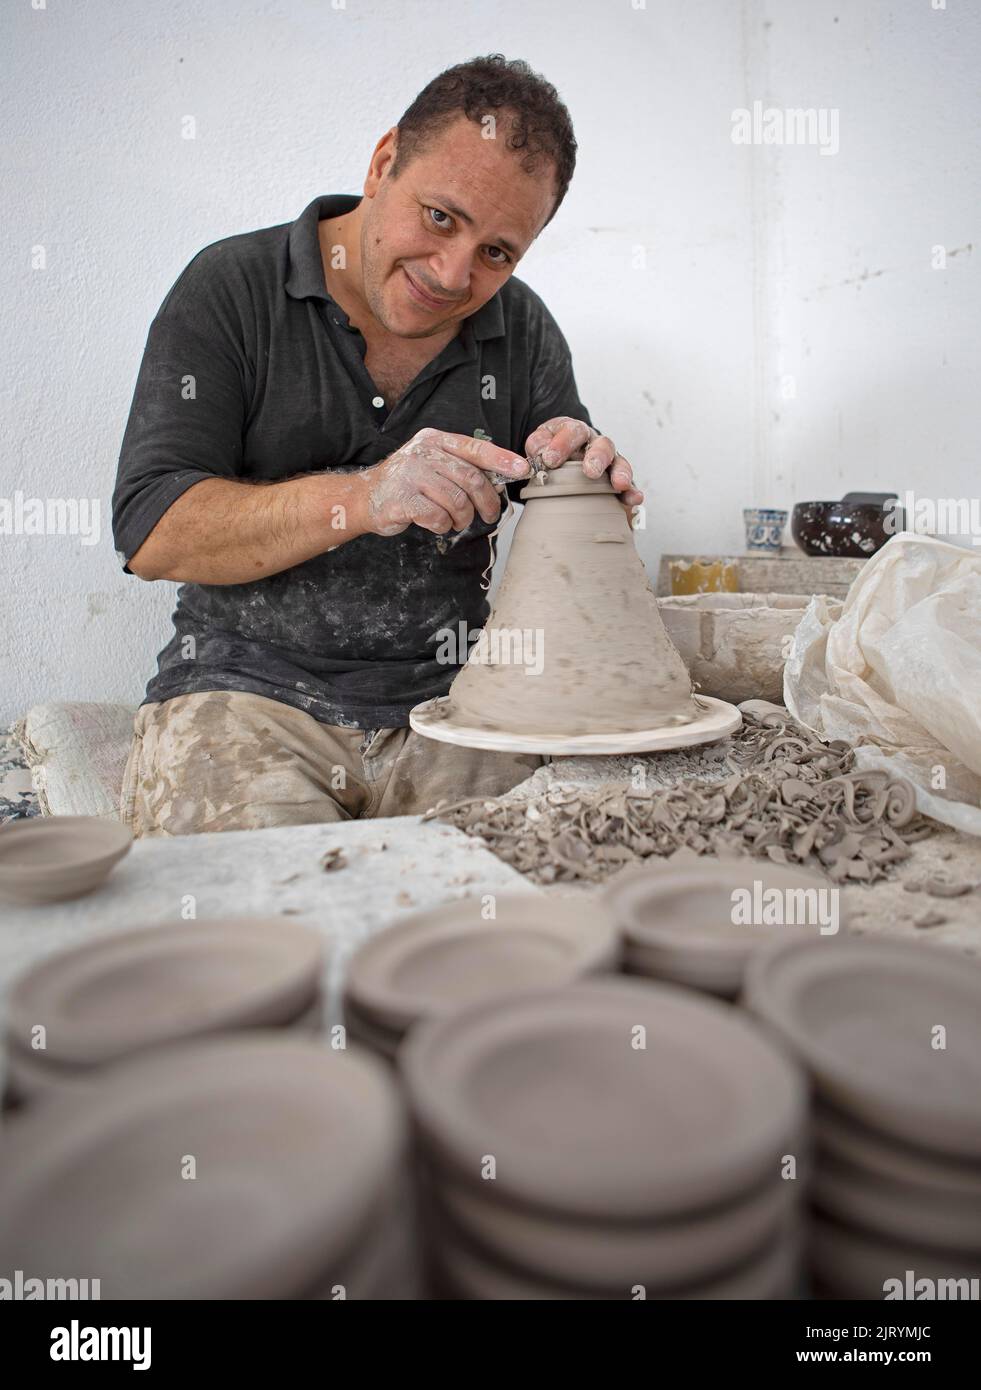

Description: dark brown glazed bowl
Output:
[791,499,902,558]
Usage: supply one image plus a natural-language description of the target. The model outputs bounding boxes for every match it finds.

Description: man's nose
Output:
[429,240,475,295]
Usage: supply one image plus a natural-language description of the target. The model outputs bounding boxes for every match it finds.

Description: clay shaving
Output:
[424,707,936,885]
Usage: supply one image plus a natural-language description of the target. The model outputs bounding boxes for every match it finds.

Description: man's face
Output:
[359,113,557,340]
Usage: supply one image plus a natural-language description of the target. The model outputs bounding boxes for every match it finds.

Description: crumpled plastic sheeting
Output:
[784,532,981,836]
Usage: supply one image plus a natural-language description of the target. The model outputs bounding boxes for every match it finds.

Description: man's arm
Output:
[126,470,372,583]
[113,249,375,586]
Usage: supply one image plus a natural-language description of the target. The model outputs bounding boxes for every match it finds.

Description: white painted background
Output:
[2,0,978,725]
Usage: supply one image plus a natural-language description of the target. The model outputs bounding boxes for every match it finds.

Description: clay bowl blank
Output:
[604,859,843,998]
[344,893,619,1036]
[0,816,132,903]
[401,978,806,1223]
[0,1034,406,1300]
[426,1154,801,1293]
[743,938,981,1159]
[5,918,324,1071]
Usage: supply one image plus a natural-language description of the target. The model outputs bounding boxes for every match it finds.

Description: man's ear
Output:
[365,126,400,195]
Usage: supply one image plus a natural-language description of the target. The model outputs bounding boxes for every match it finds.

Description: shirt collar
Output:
[284,194,505,341]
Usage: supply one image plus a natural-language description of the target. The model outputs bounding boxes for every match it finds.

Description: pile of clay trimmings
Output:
[424,708,935,885]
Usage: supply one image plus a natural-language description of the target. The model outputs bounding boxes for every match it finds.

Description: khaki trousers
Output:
[119,691,542,838]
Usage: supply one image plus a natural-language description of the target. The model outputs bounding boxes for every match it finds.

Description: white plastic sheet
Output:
[784,533,981,836]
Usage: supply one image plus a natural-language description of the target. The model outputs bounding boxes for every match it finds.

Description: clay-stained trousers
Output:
[120,691,542,838]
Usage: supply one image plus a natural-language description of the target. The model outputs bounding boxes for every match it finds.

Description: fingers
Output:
[609,454,643,506]
[414,463,503,533]
[435,457,503,525]
[429,429,529,480]
[584,443,645,507]
[405,493,456,535]
[582,437,616,479]
[525,417,596,465]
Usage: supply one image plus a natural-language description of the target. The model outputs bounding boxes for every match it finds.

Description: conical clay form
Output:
[446,462,699,738]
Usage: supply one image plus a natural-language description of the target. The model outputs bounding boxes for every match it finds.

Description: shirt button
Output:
[371,396,385,408]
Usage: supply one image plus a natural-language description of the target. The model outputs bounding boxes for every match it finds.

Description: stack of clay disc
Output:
[743,937,981,1297]
[603,858,846,998]
[0,1034,419,1298]
[0,816,132,903]
[3,918,324,1105]
[343,894,620,1060]
[401,977,808,1299]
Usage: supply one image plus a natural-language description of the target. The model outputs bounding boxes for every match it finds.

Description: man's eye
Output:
[486,246,510,265]
[428,207,451,229]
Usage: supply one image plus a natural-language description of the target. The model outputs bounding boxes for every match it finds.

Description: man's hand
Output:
[362,428,530,538]
[525,417,644,509]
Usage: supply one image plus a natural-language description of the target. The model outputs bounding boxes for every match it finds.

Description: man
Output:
[112,54,643,836]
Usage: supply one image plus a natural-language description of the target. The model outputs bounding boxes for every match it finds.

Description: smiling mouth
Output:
[403,268,459,311]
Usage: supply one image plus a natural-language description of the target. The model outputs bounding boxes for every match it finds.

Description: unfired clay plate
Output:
[605,861,842,956]
[344,893,619,1034]
[813,1151,981,1252]
[809,1214,981,1299]
[409,694,742,755]
[401,978,806,1222]
[303,1172,422,1301]
[342,997,404,1062]
[0,815,132,903]
[816,1101,981,1200]
[623,940,747,997]
[744,938,981,1158]
[5,986,325,1106]
[5,918,323,1068]
[0,1034,405,1300]
[432,1207,801,1301]
[429,1155,799,1292]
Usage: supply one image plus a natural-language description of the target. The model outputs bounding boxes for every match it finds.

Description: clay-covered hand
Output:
[525,417,644,509]
[362,427,530,538]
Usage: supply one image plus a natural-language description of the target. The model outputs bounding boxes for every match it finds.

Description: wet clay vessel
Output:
[410,461,741,753]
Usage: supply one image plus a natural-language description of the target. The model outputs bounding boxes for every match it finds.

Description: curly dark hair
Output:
[390,54,577,229]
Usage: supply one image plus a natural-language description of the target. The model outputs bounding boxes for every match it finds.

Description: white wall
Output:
[745,0,980,512]
[1,0,978,725]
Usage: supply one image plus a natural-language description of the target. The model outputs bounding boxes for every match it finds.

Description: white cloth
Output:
[784,532,981,836]
[16,702,137,819]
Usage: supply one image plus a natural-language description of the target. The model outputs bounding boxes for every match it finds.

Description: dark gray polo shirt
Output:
[112,193,593,728]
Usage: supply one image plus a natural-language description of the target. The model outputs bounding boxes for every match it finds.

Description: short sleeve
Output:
[112,251,252,572]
